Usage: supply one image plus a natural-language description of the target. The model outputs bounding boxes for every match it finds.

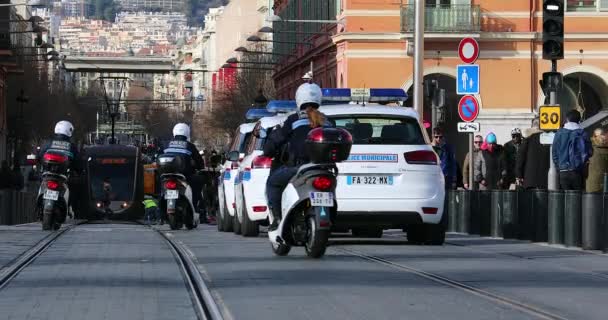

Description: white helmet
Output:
[172,123,191,141]
[511,128,522,136]
[54,120,74,138]
[295,83,322,110]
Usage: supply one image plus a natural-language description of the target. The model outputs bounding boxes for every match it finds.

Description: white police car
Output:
[216,118,259,232]
[234,101,296,237]
[320,88,446,244]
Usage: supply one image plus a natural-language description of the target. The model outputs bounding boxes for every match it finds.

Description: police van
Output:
[320,88,445,244]
[234,101,296,237]
[217,113,264,232]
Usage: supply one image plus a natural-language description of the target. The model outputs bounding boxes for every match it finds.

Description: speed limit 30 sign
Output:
[539,105,561,131]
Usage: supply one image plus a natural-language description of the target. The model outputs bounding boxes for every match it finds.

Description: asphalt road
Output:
[0,223,198,320]
[2,221,608,320]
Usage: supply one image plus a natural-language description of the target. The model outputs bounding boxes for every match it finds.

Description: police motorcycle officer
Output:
[37,121,82,230]
[263,83,334,231]
[158,123,205,229]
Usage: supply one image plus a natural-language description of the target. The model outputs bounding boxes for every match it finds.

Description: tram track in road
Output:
[0,222,83,291]
[336,247,569,320]
[150,226,224,320]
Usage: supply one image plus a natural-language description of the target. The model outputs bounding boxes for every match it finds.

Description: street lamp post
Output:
[14,90,29,165]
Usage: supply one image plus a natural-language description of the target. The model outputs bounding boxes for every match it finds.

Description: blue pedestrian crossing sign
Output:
[456,64,480,95]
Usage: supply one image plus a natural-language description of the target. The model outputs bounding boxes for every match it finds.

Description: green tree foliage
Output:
[94,0,121,22]
[185,0,229,26]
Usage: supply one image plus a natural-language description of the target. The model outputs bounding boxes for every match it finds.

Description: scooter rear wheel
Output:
[304,215,329,259]
[42,212,53,231]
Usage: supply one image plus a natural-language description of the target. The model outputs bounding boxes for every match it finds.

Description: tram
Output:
[82,145,144,220]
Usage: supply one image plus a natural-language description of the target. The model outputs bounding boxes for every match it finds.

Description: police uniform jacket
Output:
[39,134,82,172]
[163,136,204,175]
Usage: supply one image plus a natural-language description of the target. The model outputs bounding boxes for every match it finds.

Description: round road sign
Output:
[458,38,479,64]
[458,95,480,122]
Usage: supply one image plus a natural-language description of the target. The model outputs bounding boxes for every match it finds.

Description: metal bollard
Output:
[447,190,458,232]
[548,191,565,245]
[582,193,603,250]
[501,190,518,239]
[517,190,533,240]
[478,190,492,236]
[458,190,471,234]
[564,190,582,247]
[603,194,608,253]
[490,190,503,238]
[469,191,481,235]
[533,190,548,242]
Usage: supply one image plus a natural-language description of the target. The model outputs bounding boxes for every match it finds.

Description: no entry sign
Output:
[458,38,479,64]
[458,95,480,122]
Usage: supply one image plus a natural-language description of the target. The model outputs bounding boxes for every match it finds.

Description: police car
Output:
[234,101,296,237]
[320,88,445,244]
[217,118,259,232]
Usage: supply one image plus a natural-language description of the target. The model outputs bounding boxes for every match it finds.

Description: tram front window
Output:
[89,158,135,201]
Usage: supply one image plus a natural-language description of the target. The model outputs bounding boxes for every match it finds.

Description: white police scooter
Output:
[267,127,352,258]
[157,154,200,230]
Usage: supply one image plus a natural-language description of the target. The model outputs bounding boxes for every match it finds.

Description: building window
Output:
[426,0,452,8]
[566,0,608,11]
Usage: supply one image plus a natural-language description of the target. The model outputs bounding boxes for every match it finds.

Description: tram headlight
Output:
[96,202,102,208]
[121,202,129,209]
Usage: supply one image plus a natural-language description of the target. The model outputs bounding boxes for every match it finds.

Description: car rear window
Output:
[331,116,425,145]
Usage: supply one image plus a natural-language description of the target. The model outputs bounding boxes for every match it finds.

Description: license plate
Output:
[310,192,333,207]
[43,190,59,201]
[347,176,393,185]
[165,190,179,200]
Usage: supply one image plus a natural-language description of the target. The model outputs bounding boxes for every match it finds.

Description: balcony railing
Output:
[400,4,481,33]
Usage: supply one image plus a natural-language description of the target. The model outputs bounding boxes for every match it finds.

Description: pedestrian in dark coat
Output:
[516,128,551,189]
[586,128,608,193]
[474,132,507,190]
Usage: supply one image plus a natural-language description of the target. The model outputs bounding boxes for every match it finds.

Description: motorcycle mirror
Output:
[227,150,239,162]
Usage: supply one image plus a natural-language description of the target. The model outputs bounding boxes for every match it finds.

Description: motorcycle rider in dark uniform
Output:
[39,121,82,215]
[163,123,205,212]
[263,83,333,231]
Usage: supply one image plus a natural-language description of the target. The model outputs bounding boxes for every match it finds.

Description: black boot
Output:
[269,207,281,231]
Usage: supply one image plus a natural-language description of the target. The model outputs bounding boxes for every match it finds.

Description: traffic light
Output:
[542,0,564,60]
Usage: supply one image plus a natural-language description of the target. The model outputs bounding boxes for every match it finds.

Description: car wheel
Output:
[240,196,259,237]
[424,223,446,245]
[232,203,242,235]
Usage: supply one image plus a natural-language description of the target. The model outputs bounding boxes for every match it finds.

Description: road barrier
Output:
[548,191,565,245]
[0,190,37,225]
[445,189,608,252]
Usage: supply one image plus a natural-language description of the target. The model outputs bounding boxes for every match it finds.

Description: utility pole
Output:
[542,1,564,191]
[413,0,425,121]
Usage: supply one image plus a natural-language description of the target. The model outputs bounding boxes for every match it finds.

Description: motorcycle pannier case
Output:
[304,127,353,163]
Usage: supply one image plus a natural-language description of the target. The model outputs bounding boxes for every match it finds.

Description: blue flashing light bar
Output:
[246,108,275,120]
[321,88,408,103]
[266,100,297,113]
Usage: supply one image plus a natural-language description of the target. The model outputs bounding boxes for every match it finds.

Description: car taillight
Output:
[43,153,67,163]
[422,207,438,214]
[404,150,438,165]
[46,180,60,190]
[312,176,332,191]
[165,180,178,190]
[252,156,272,169]
[231,161,239,169]
[253,206,267,212]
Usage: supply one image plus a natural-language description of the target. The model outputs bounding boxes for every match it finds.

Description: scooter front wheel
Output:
[304,215,329,259]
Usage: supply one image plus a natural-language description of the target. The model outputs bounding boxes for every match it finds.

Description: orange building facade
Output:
[272,0,608,161]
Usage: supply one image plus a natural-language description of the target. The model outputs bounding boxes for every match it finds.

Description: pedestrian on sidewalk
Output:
[586,128,608,193]
[474,132,507,190]
[431,127,457,190]
[552,110,592,191]
[516,122,550,189]
[463,135,483,189]
[504,128,524,189]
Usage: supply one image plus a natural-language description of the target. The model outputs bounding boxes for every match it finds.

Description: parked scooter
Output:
[157,154,200,230]
[268,127,352,258]
[37,152,71,231]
